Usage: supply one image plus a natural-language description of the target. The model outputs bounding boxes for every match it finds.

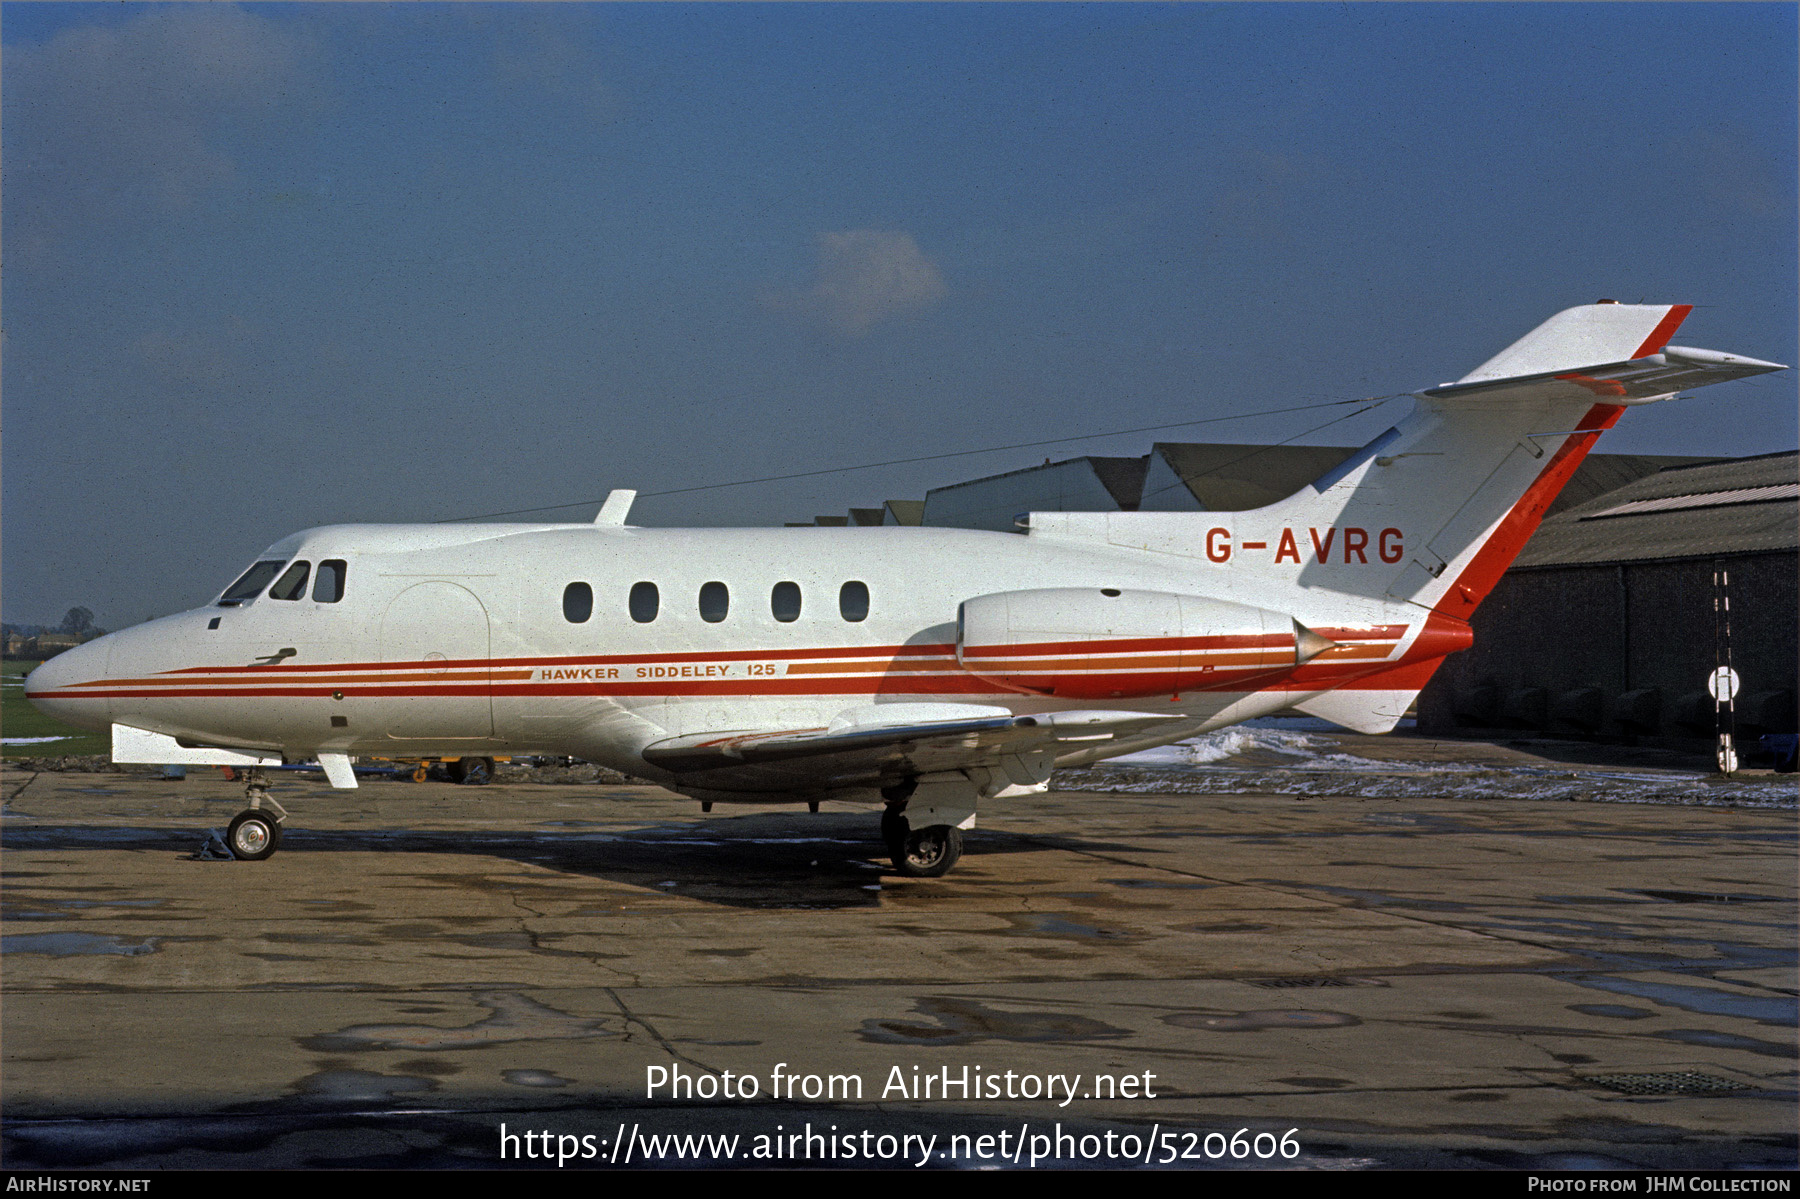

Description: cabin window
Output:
[219,560,287,606]
[563,582,593,624]
[313,560,347,603]
[771,581,802,623]
[839,580,869,622]
[268,561,311,601]
[629,582,659,623]
[699,581,730,623]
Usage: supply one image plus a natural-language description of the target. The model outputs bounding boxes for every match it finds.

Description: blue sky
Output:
[4,3,1795,628]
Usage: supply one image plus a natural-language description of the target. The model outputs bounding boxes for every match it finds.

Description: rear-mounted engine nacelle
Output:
[955,587,1333,699]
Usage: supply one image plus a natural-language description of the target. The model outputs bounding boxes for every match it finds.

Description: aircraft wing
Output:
[1423,346,1786,407]
[641,703,1181,795]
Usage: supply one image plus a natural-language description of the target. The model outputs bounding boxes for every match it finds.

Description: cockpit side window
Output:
[268,561,312,601]
[219,560,287,606]
[313,560,347,603]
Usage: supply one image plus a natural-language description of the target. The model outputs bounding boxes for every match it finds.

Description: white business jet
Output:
[27,303,1784,874]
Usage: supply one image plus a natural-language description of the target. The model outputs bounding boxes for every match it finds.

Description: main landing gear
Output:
[881,790,963,879]
[228,768,286,861]
[446,756,494,785]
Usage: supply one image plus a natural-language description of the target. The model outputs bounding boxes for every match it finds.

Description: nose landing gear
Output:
[228,768,286,861]
[227,808,282,860]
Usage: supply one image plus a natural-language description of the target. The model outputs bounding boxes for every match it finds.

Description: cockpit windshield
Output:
[219,560,287,606]
[267,561,311,601]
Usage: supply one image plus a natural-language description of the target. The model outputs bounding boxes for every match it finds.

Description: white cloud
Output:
[764,230,950,335]
[5,6,320,235]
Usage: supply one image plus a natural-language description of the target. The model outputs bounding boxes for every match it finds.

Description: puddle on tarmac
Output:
[292,1070,436,1102]
[34,898,166,909]
[1566,1004,1656,1020]
[1653,1029,1799,1060]
[1175,922,1270,934]
[860,997,1129,1046]
[1629,889,1783,904]
[447,932,538,951]
[301,992,621,1052]
[502,1069,572,1088]
[1103,878,1215,891]
[1570,976,1798,1025]
[2,932,159,956]
[1008,914,1132,940]
[1529,1153,1643,1171]
[1252,880,1471,912]
[1162,1010,1362,1032]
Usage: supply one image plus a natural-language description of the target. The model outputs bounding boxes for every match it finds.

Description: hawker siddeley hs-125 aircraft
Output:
[27,303,1786,874]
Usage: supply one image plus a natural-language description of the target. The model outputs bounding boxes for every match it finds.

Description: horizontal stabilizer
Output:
[1457,303,1690,383]
[1424,346,1786,408]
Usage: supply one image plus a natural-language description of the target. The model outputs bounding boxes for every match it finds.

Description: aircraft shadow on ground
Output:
[1,811,1154,911]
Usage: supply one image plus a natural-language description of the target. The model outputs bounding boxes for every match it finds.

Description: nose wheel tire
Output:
[227,810,282,861]
[894,824,962,878]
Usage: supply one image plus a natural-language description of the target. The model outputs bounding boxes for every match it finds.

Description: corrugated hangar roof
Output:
[1150,443,1356,511]
[1514,450,1799,568]
[809,445,1717,526]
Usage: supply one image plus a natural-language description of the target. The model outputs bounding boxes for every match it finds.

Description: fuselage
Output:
[25,518,1436,790]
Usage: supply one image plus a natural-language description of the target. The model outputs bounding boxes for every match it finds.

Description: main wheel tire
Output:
[227,809,282,861]
[458,757,494,785]
[894,824,961,878]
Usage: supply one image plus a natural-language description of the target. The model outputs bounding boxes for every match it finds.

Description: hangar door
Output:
[380,581,494,740]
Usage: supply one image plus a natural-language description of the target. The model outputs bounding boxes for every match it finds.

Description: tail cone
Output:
[1294,620,1339,665]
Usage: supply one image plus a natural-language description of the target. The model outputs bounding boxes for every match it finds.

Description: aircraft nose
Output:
[24,635,114,731]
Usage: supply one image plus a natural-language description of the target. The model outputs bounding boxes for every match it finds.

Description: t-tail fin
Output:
[1037,302,1783,624]
[1209,303,1784,621]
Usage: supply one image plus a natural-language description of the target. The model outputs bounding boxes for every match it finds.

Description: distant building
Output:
[859,443,1709,528]
[919,455,1149,532]
[1138,443,1361,512]
[882,499,925,526]
[1419,451,1799,742]
[2,621,112,660]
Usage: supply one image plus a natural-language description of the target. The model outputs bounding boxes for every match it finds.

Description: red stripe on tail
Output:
[1631,304,1692,358]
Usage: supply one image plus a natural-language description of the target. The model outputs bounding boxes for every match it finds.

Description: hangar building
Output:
[1417,450,1799,744]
